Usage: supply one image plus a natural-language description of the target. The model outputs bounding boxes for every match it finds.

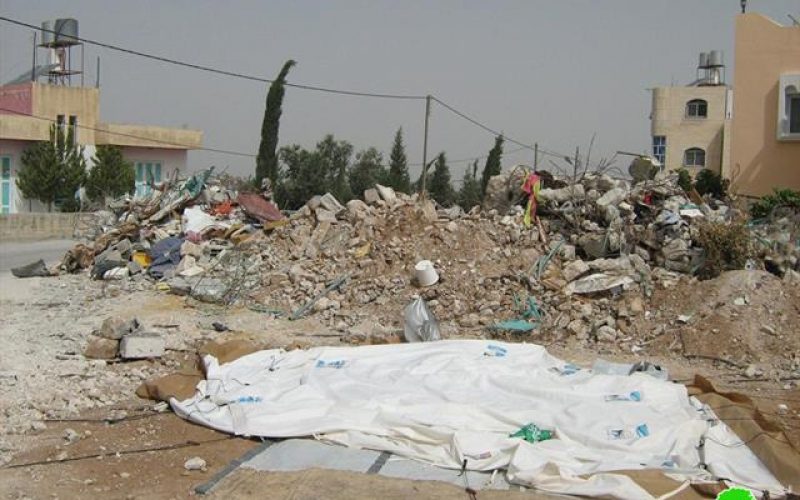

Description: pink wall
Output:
[0,83,33,116]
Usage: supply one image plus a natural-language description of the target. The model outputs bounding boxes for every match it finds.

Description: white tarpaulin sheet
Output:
[172,340,785,499]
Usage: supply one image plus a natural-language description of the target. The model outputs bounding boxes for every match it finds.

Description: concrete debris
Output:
[119,333,165,360]
[36,165,799,362]
[183,456,207,471]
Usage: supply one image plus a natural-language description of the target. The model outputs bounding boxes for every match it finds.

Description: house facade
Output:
[650,84,733,175]
[727,13,800,197]
[0,82,203,213]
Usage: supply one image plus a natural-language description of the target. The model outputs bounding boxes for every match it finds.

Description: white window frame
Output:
[652,136,666,166]
[683,148,705,168]
[778,74,800,141]
[686,99,708,119]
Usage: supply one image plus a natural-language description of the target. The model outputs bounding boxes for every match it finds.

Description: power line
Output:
[0,107,256,158]
[0,16,426,101]
[1,15,573,165]
[430,96,568,160]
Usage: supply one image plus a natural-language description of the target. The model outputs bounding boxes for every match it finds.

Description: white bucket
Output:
[414,260,439,286]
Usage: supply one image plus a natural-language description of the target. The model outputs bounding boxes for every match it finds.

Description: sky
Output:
[1,0,798,181]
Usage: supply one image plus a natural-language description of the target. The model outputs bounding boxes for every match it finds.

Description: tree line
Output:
[257,60,505,210]
[15,59,505,212]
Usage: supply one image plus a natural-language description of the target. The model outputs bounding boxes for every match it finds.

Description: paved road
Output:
[0,239,76,272]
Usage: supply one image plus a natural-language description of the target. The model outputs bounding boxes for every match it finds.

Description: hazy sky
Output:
[1,0,797,180]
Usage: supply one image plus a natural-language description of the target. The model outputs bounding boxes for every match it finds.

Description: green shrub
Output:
[694,169,728,198]
[676,168,692,192]
[750,188,800,219]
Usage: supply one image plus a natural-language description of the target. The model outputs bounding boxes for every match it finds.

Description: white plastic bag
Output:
[403,297,441,342]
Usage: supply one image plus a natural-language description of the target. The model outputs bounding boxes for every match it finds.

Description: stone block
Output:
[120,333,165,359]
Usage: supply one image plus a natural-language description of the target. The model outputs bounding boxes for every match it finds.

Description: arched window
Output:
[686,99,708,118]
[683,148,705,167]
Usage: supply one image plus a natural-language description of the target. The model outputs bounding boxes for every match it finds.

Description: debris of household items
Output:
[491,295,543,334]
[10,259,53,278]
[170,340,794,498]
[83,316,164,360]
[414,260,439,286]
[50,166,797,346]
[403,297,441,342]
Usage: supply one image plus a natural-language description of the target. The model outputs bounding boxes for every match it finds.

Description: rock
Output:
[777,404,789,415]
[760,325,776,336]
[459,313,480,327]
[184,457,207,471]
[98,317,140,340]
[538,185,586,203]
[629,296,644,315]
[346,199,369,218]
[565,273,633,295]
[567,319,589,338]
[319,193,345,213]
[579,234,609,259]
[560,244,576,261]
[180,241,203,258]
[119,333,165,359]
[588,256,632,274]
[315,208,338,224]
[562,260,590,282]
[596,325,617,342]
[733,296,748,306]
[595,187,626,208]
[677,314,691,324]
[744,364,763,378]
[375,184,398,204]
[313,297,333,312]
[418,200,438,222]
[84,336,119,360]
[64,428,81,444]
[364,189,380,205]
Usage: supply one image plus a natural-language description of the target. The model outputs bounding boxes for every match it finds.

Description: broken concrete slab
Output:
[120,333,165,359]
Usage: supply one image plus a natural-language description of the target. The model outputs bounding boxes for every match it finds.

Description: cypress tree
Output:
[386,128,410,193]
[458,159,483,209]
[480,135,504,197]
[429,152,455,206]
[256,59,296,185]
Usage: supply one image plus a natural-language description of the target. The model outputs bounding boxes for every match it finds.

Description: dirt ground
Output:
[1,271,798,499]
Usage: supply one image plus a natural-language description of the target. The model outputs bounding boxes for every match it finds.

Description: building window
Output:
[652,136,666,165]
[68,115,78,144]
[790,94,800,134]
[56,114,66,134]
[135,162,162,198]
[1,157,11,214]
[778,75,800,140]
[683,148,705,167]
[686,99,708,118]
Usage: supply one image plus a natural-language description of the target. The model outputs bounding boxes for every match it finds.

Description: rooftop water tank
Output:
[40,20,55,46]
[708,50,723,68]
[53,18,79,46]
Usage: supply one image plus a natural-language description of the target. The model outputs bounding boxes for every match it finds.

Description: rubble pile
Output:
[47,168,799,351]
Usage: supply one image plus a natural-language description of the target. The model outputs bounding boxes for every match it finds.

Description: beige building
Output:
[727,13,800,197]
[0,82,203,213]
[649,50,733,176]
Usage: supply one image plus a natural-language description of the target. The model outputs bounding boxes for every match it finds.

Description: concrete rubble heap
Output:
[54,169,799,350]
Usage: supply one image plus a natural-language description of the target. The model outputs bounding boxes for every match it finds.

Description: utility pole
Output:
[534,143,538,170]
[421,94,431,198]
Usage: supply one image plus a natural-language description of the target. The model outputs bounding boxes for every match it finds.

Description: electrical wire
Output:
[0,16,426,100]
[0,107,256,157]
[1,15,575,168]
[430,96,569,160]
